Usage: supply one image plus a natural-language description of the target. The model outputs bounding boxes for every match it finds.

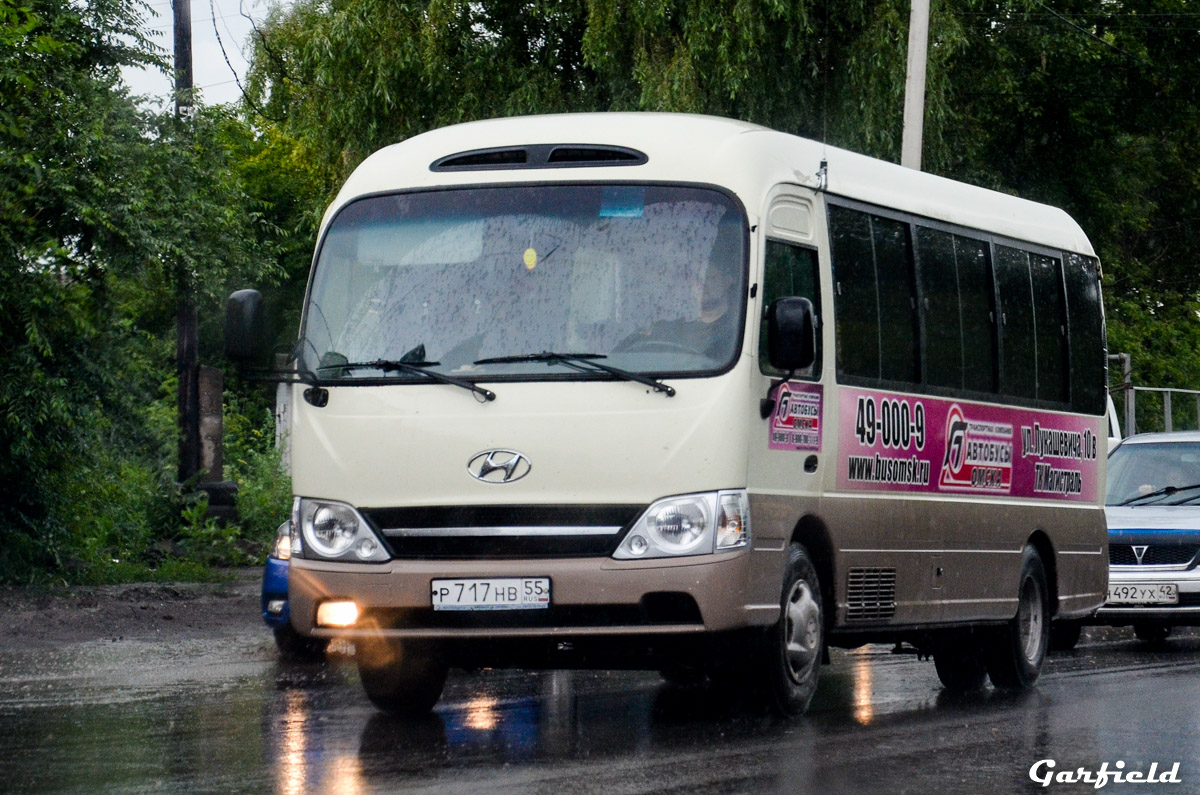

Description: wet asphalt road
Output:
[2,625,1199,794]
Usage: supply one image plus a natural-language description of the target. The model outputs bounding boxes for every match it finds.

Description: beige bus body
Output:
[280,114,1108,712]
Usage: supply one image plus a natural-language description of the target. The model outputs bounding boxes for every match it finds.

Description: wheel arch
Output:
[1026,529,1060,618]
[790,513,835,628]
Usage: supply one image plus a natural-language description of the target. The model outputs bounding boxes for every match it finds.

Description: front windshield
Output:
[302,184,747,381]
[1106,441,1200,505]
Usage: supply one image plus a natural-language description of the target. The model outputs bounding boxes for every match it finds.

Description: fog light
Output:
[316,600,359,627]
[266,599,286,616]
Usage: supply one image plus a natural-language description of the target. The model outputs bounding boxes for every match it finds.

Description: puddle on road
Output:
[2,632,1200,792]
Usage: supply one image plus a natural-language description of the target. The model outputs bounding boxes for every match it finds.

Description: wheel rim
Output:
[1017,574,1045,662]
[784,579,822,683]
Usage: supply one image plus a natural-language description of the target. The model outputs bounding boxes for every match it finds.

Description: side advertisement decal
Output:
[838,387,1100,501]
[769,382,823,452]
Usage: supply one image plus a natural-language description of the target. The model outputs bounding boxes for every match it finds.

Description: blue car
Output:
[263,521,328,659]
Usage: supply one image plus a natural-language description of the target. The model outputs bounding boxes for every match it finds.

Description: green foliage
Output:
[9,0,1200,583]
[0,0,292,582]
[224,395,292,549]
[179,493,248,566]
[245,0,1200,391]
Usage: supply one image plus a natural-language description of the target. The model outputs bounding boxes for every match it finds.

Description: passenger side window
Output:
[915,228,996,393]
[1030,253,1068,402]
[760,239,821,378]
[1064,253,1105,414]
[830,206,918,383]
[996,246,1067,402]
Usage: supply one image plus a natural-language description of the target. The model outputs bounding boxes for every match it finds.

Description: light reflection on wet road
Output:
[2,630,1199,793]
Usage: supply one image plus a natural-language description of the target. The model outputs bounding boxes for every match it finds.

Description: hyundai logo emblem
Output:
[467,450,531,484]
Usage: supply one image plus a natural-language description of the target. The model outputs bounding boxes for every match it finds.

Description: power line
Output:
[1029,0,1154,67]
[210,0,282,120]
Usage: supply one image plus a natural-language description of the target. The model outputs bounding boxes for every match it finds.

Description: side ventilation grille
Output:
[846,567,897,622]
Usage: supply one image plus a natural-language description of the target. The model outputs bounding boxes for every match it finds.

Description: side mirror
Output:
[766,296,816,372]
[224,289,269,364]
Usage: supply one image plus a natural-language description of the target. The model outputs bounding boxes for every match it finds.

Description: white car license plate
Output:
[431,578,551,611]
[1107,582,1179,605]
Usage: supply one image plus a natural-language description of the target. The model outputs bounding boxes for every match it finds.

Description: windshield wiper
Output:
[1119,482,1200,506]
[473,351,675,397]
[319,358,496,402]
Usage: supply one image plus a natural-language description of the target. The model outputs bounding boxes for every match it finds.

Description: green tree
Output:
[243,0,1200,392]
[0,0,279,579]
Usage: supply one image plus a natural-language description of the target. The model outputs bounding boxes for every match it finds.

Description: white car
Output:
[1095,432,1200,643]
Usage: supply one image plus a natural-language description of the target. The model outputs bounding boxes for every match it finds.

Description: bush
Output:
[224,391,293,554]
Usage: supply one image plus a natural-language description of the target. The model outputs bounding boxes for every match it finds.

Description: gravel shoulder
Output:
[0,569,262,650]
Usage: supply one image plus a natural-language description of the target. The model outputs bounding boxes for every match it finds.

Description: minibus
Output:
[227,113,1108,715]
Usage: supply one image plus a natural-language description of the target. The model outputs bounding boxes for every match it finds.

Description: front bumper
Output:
[287,547,778,640]
[1094,565,1200,625]
[261,556,291,631]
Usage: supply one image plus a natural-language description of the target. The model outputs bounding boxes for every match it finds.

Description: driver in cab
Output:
[618,261,740,362]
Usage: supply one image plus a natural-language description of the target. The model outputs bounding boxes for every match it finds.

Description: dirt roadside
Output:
[0,569,263,650]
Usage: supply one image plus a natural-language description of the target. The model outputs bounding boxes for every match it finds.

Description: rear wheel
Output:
[933,635,988,692]
[1048,620,1082,652]
[756,543,824,716]
[984,546,1050,689]
[356,638,448,716]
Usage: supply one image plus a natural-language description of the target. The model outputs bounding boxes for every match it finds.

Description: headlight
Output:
[614,490,750,560]
[295,498,390,562]
[270,521,292,560]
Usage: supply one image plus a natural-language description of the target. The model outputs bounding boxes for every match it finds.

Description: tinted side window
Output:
[916,228,996,392]
[830,207,878,378]
[1031,253,1068,402]
[830,206,917,382]
[1064,253,1105,415]
[760,240,821,378]
[875,218,919,383]
[997,246,1068,403]
[956,237,996,393]
[996,247,1036,400]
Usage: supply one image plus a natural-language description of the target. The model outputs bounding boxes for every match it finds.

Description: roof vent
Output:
[431,144,647,172]
[433,149,528,170]
[546,147,643,165]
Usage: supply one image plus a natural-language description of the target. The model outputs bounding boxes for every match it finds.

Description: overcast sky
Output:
[121,0,264,108]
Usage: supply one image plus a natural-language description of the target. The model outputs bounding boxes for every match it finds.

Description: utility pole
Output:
[900,0,930,171]
[174,0,200,484]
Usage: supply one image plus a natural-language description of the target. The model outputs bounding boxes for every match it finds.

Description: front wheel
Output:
[984,546,1050,689]
[756,543,824,716]
[273,625,329,661]
[356,638,448,716]
[1133,622,1171,645]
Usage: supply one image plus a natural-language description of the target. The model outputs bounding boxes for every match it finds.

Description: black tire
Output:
[756,543,824,716]
[1048,620,1083,652]
[984,546,1050,689]
[1133,622,1171,645]
[659,663,707,687]
[933,636,988,692]
[273,625,329,661]
[356,638,448,716]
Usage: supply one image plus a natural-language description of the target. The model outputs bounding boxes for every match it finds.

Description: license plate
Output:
[431,577,551,611]
[1107,582,1179,605]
